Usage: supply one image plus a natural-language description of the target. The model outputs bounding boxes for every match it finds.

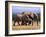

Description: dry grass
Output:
[12,21,40,30]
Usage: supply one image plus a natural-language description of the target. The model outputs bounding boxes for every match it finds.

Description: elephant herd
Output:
[13,12,38,26]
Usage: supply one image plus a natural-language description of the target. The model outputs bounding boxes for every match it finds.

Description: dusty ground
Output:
[12,21,40,30]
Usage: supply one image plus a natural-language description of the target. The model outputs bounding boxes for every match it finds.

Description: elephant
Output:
[13,12,38,26]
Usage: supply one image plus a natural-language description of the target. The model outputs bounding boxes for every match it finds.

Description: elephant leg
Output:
[13,21,15,26]
[29,21,31,25]
[18,21,20,26]
[36,15,38,26]
[25,22,27,25]
[32,18,33,26]
[21,21,24,25]
[32,21,33,26]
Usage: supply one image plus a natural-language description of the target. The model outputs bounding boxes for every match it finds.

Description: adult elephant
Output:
[28,13,38,26]
[22,14,29,25]
[13,14,23,26]
[33,13,38,26]
[26,12,38,26]
[22,12,34,25]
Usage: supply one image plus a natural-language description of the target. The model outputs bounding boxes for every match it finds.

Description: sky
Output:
[12,6,40,14]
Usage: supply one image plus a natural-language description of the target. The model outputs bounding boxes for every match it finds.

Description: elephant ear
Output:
[35,13,38,18]
[30,12,34,18]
